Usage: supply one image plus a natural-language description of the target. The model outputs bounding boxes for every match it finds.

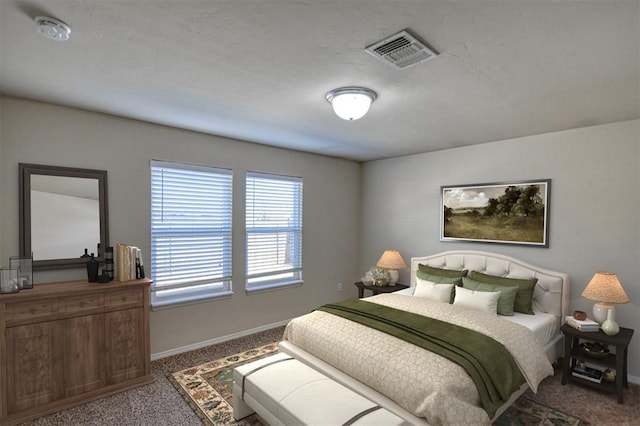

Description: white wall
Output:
[0,97,362,354]
[360,119,640,379]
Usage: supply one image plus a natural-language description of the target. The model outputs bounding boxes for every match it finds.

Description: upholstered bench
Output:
[232,352,408,425]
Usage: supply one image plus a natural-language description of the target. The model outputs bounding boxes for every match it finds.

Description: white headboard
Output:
[410,250,570,324]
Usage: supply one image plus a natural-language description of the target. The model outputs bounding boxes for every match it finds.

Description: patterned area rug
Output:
[170,344,587,426]
[169,343,277,425]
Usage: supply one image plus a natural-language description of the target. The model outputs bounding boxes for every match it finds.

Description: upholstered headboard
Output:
[410,250,570,324]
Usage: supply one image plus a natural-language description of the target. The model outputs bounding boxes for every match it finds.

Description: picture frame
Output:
[440,179,550,247]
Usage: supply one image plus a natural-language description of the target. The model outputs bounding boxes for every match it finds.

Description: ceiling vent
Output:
[365,30,437,69]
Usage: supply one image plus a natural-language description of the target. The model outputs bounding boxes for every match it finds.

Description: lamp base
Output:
[592,302,614,325]
[388,270,399,286]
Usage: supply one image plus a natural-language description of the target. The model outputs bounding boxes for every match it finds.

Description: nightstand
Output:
[354,282,409,298]
[560,323,634,403]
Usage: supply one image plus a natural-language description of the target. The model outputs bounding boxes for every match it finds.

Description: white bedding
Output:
[391,286,559,346]
[283,293,553,425]
[504,311,559,347]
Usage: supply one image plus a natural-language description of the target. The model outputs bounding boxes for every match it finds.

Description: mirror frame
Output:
[19,163,109,270]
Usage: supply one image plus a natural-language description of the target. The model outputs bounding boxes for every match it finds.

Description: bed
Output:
[279,250,570,425]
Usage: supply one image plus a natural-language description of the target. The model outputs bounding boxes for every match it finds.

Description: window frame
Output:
[150,160,233,308]
[245,171,303,293]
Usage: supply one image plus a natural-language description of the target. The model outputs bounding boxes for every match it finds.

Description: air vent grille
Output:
[366,30,437,69]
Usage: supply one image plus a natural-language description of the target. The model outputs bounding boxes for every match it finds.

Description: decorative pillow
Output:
[414,277,454,303]
[416,270,462,303]
[462,277,519,316]
[418,264,468,278]
[469,271,538,315]
[453,286,500,315]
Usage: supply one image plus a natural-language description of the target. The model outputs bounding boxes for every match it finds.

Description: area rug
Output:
[169,342,278,425]
[170,344,587,426]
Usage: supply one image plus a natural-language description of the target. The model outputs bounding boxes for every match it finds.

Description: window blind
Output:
[151,160,232,304]
[246,172,303,290]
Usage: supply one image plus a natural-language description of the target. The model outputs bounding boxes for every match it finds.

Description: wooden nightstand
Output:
[560,323,634,403]
[354,282,409,298]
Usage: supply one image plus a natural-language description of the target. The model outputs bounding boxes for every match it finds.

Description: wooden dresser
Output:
[0,278,153,425]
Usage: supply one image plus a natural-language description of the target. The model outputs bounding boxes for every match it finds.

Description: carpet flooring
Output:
[18,325,640,425]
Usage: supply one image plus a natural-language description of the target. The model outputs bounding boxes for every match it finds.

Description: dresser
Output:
[0,278,153,425]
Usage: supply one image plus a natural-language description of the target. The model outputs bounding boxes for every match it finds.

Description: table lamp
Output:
[581,271,629,335]
[376,250,407,286]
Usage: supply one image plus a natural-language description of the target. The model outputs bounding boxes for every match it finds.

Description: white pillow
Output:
[413,277,454,303]
[453,286,500,315]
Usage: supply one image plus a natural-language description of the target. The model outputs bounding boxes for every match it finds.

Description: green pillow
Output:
[462,277,519,316]
[418,264,468,278]
[416,271,462,303]
[469,271,537,315]
[416,270,463,286]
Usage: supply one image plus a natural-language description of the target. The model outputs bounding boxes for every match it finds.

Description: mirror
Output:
[19,163,109,270]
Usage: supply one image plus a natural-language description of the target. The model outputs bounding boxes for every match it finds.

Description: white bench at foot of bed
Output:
[232,352,410,426]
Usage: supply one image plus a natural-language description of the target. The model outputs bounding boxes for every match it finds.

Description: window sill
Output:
[151,290,233,310]
[245,280,303,295]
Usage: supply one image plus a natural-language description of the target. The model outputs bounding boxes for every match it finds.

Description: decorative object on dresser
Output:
[0,267,20,294]
[581,271,629,335]
[375,250,407,285]
[440,179,551,247]
[9,255,33,290]
[0,277,153,425]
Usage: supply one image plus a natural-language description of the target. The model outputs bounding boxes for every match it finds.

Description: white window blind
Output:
[246,172,303,291]
[151,160,232,307]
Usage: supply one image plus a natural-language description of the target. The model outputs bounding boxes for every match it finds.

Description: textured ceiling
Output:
[1,0,638,161]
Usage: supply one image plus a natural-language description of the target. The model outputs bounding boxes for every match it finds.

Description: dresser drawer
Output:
[60,293,104,317]
[5,299,59,326]
[105,288,143,310]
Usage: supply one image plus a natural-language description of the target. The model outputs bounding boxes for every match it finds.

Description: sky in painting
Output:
[443,183,547,209]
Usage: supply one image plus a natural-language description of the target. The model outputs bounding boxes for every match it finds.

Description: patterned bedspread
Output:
[283,293,553,425]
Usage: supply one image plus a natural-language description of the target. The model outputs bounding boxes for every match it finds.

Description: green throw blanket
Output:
[317,299,525,418]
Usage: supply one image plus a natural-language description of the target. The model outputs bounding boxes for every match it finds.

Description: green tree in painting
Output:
[487,185,543,217]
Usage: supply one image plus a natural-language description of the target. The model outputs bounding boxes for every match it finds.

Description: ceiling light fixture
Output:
[325,87,377,121]
[35,16,71,41]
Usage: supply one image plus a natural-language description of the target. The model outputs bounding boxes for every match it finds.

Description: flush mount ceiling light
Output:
[325,87,377,121]
[35,16,71,41]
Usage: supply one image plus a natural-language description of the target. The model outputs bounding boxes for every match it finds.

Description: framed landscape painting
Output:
[441,179,550,247]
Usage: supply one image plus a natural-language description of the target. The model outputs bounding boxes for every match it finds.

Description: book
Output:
[116,244,145,281]
[565,316,600,332]
[572,365,603,383]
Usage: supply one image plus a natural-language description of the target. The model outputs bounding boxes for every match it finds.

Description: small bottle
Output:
[86,253,99,283]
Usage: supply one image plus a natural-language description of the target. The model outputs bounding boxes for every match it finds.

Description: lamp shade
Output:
[376,250,407,270]
[581,272,629,304]
[326,87,377,121]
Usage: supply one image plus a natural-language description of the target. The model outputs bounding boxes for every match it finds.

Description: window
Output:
[246,172,303,292]
[150,160,232,307]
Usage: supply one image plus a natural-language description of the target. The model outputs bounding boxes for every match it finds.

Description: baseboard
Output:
[629,374,640,385]
[151,319,290,361]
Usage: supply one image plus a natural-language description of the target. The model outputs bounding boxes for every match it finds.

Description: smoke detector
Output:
[35,16,71,41]
[366,30,437,69]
